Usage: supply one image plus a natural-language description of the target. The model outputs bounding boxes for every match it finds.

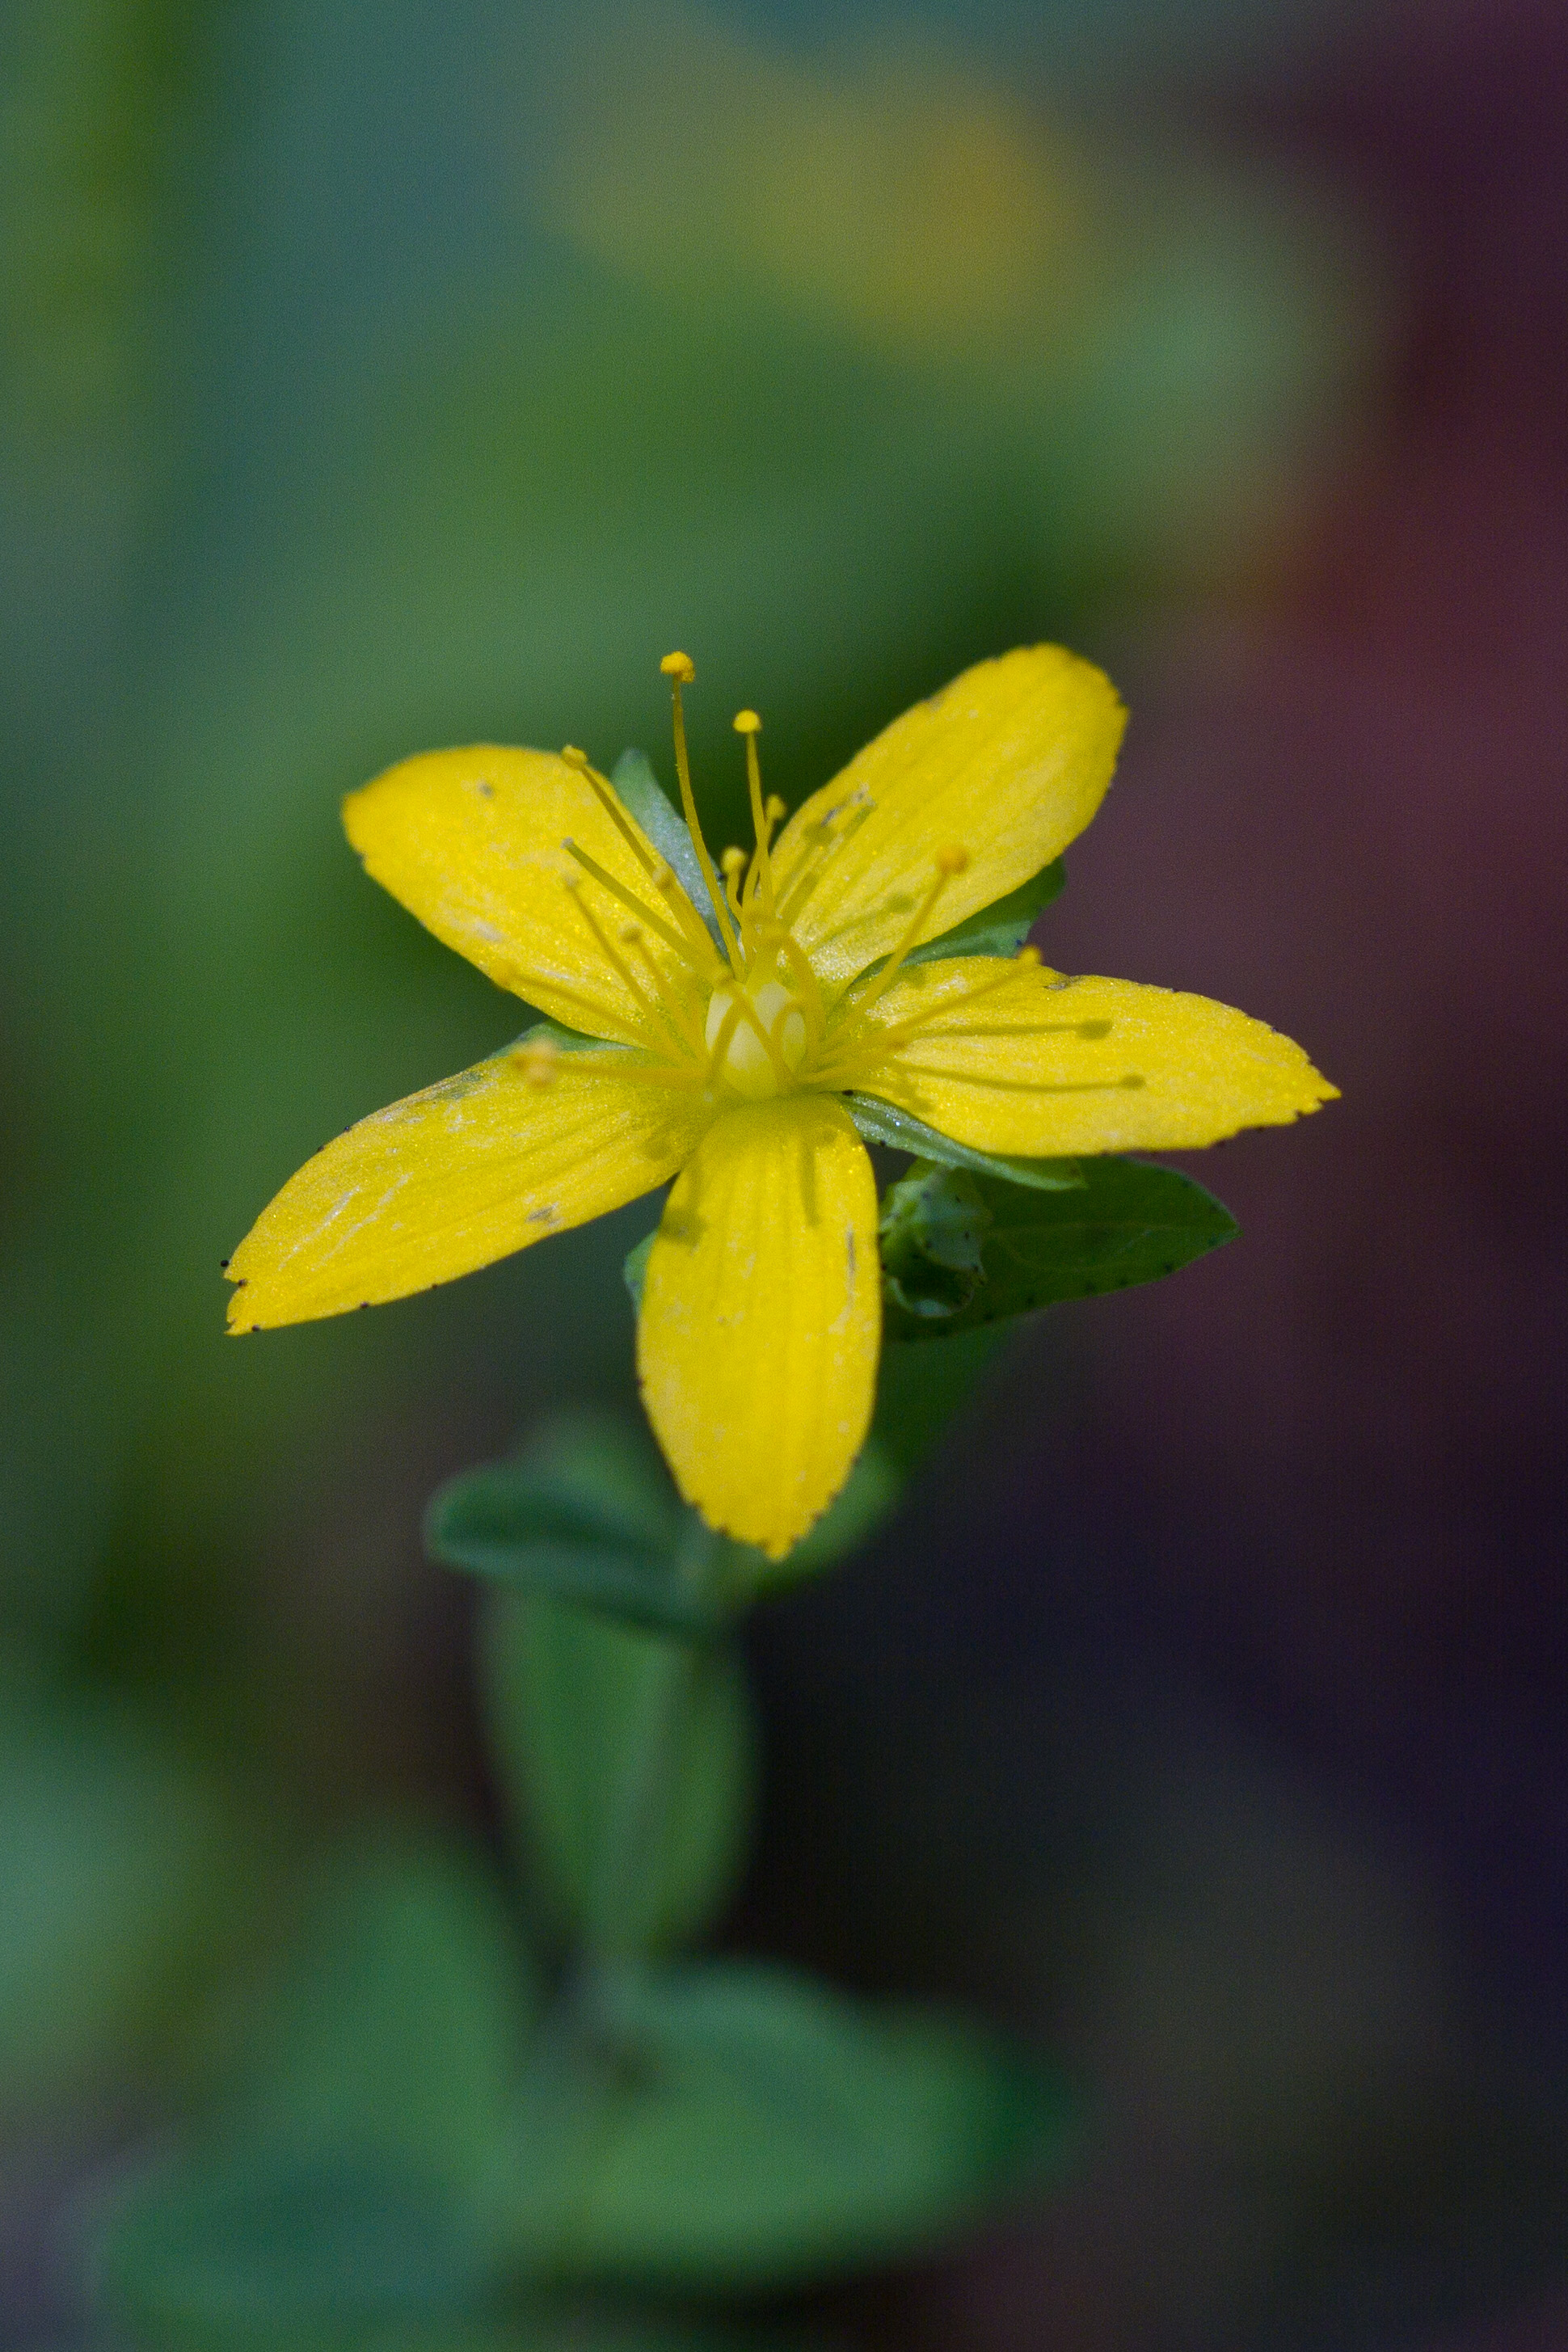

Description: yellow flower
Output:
[227,647,1335,1558]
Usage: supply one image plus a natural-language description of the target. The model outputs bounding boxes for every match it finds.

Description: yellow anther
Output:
[732,708,761,736]
[561,744,590,769]
[765,794,786,822]
[937,845,971,876]
[1016,944,1042,967]
[512,1039,558,1089]
[660,651,695,683]
[720,846,747,878]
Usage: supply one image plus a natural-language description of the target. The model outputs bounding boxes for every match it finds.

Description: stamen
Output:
[561,875,673,1042]
[563,837,699,967]
[839,847,969,1027]
[719,845,748,925]
[813,945,1043,1089]
[619,921,706,1057]
[773,786,875,928]
[563,740,678,895]
[637,861,723,967]
[660,652,742,976]
[733,708,776,919]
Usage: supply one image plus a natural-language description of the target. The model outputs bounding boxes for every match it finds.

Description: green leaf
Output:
[845,1094,1084,1191]
[480,1592,757,1958]
[883,1155,1238,1341]
[872,1325,1009,1475]
[95,2161,491,2352]
[427,1414,724,1641]
[90,1836,540,2350]
[609,748,723,949]
[213,1835,537,2192]
[903,859,1065,965]
[0,1680,245,2122]
[500,1962,1072,2291]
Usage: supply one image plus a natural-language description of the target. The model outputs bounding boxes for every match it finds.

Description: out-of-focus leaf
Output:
[883,1155,1238,1340]
[872,1326,1009,1477]
[0,1680,245,2121]
[846,1094,1083,1191]
[426,1415,721,1640]
[499,1961,1072,2291]
[212,1834,537,2192]
[480,1594,757,1958]
[904,860,1065,965]
[95,2162,490,2352]
[609,749,722,946]
[90,1833,540,2350]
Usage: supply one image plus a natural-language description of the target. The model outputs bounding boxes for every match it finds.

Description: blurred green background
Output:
[4,1,1565,2346]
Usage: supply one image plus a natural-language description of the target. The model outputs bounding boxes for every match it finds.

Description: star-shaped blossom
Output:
[228,647,1334,1557]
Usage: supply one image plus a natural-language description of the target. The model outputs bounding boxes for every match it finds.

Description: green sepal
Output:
[498,1960,1073,2292]
[609,748,723,948]
[845,1094,1084,1191]
[426,1415,724,1641]
[480,1591,757,1958]
[882,1155,1238,1341]
[902,858,1064,965]
[512,1018,618,1056]
[622,1229,655,1311]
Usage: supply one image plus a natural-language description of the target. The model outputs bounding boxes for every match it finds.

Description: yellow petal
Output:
[854,960,1338,1154]
[344,745,708,1046]
[228,1047,714,1330]
[771,646,1125,993]
[637,1096,879,1560]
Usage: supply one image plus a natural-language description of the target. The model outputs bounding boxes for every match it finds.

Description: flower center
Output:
[543,655,1042,1107]
[704,970,808,1100]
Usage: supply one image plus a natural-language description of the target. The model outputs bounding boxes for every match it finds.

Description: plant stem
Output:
[585,1518,725,1968]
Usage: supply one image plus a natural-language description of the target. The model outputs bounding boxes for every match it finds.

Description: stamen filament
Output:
[662,653,743,977]
[563,838,702,967]
[773,790,875,928]
[734,710,774,919]
[619,924,706,1059]
[811,947,1039,1085]
[571,752,720,960]
[651,862,728,963]
[839,848,969,1027]
[562,879,672,1041]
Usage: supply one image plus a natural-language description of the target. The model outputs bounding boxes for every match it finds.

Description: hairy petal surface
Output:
[771,647,1125,993]
[637,1097,880,1560]
[345,745,698,1046]
[854,961,1338,1155]
[228,1048,714,1329]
